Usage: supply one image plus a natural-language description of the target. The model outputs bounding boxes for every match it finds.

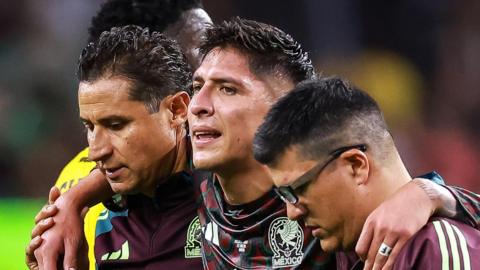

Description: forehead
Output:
[78,77,147,118]
[268,147,318,187]
[194,47,254,82]
[194,46,295,97]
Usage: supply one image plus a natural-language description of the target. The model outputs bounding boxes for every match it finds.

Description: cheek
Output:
[225,106,268,141]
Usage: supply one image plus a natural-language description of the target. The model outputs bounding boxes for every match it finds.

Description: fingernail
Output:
[45,205,52,211]
[42,217,52,224]
[33,235,41,242]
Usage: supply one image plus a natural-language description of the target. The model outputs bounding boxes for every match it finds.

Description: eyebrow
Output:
[192,74,244,87]
[79,115,131,124]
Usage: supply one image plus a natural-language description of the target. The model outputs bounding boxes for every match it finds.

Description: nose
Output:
[189,85,214,117]
[286,202,307,221]
[87,127,113,163]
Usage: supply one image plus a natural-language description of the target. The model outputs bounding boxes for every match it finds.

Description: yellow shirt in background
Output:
[54,147,102,270]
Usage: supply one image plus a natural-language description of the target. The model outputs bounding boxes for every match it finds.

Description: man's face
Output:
[188,47,294,171]
[268,147,359,253]
[79,77,176,196]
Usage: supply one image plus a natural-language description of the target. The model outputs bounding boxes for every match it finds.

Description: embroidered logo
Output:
[101,240,129,261]
[185,216,202,258]
[268,217,304,268]
[234,240,248,253]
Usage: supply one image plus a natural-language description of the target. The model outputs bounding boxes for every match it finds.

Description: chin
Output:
[192,154,221,170]
[319,238,341,253]
[109,182,135,195]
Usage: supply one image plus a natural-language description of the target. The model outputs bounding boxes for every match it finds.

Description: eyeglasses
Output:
[274,144,367,205]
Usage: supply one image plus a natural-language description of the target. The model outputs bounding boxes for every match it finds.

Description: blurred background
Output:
[0,0,479,268]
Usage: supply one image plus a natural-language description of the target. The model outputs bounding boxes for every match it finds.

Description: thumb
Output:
[48,187,61,205]
[80,207,89,219]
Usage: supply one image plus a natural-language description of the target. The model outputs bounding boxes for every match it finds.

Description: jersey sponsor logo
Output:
[185,216,202,258]
[268,217,304,268]
[100,240,129,261]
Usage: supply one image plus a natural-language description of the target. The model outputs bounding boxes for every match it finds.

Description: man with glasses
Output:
[253,77,480,269]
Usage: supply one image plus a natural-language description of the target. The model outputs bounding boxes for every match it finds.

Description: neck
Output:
[171,128,189,175]
[371,151,412,207]
[215,161,274,205]
[143,129,189,197]
[356,150,412,226]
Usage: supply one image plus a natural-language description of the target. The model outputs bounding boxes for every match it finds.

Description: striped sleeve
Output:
[444,186,480,229]
[394,218,480,270]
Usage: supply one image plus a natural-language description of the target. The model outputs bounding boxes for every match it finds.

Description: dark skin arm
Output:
[26,169,112,270]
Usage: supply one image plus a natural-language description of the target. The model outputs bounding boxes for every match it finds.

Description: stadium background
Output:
[0,0,479,268]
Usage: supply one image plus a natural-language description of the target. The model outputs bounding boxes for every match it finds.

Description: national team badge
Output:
[185,216,202,258]
[268,217,304,268]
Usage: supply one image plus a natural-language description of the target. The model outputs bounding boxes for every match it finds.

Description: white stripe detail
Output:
[204,222,220,246]
[98,208,109,220]
[442,220,460,270]
[433,221,450,270]
[452,224,471,270]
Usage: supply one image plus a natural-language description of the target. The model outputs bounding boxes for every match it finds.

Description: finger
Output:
[363,226,385,270]
[371,237,397,270]
[41,247,60,270]
[48,186,61,204]
[63,239,79,270]
[80,206,89,219]
[79,239,90,270]
[34,205,58,224]
[356,220,374,262]
[31,217,55,239]
[381,238,407,270]
[34,245,44,270]
[25,236,42,269]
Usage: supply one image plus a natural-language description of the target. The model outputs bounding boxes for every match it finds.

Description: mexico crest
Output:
[268,217,304,268]
[185,216,202,258]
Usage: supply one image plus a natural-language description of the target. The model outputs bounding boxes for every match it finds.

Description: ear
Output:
[165,91,190,128]
[340,149,369,186]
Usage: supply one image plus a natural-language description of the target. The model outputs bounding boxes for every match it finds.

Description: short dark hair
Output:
[88,0,202,42]
[199,17,315,84]
[253,77,389,164]
[78,25,192,112]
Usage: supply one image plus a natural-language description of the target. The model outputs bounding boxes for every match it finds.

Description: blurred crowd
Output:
[1,0,479,197]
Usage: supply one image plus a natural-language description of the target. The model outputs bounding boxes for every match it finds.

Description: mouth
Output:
[101,165,126,181]
[191,126,222,146]
[306,224,325,238]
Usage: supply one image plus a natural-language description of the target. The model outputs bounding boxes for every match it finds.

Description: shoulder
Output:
[394,218,480,269]
[54,147,96,193]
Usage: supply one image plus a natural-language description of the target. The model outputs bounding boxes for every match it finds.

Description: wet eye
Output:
[220,86,237,95]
